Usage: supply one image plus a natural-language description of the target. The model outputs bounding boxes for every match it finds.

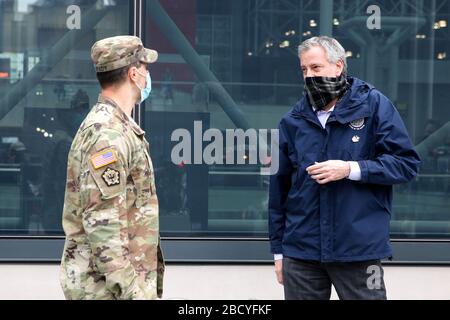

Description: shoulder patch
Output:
[101,167,120,186]
[91,148,118,169]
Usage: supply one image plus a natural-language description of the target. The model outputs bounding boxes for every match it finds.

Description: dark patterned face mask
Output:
[304,75,348,111]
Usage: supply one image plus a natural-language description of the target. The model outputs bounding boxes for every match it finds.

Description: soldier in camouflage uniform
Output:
[60,36,164,300]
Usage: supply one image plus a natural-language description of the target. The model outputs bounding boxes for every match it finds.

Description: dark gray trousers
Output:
[283,257,387,300]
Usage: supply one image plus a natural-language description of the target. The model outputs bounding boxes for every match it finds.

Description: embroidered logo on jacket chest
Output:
[349,118,365,131]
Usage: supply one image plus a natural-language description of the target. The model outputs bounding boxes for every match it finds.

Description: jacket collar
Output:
[292,77,374,125]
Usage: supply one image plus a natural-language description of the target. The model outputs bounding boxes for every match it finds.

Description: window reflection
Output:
[144,0,450,238]
[0,0,449,239]
[0,0,130,235]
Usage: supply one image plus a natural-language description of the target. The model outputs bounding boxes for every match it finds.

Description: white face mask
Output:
[135,69,152,103]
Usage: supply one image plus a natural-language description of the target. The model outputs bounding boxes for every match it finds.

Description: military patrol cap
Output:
[91,35,158,73]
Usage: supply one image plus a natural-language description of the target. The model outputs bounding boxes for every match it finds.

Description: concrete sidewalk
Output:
[0,264,449,300]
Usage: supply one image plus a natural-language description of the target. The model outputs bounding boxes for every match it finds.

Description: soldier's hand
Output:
[275,259,283,285]
[306,160,350,185]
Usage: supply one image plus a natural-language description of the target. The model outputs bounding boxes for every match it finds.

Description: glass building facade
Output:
[0,0,450,262]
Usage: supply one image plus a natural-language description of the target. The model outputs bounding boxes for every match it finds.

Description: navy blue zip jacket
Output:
[269,77,421,262]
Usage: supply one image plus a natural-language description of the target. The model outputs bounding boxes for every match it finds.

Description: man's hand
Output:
[306,160,350,185]
[275,260,283,285]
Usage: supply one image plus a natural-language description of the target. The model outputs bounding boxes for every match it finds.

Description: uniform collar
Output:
[97,94,145,137]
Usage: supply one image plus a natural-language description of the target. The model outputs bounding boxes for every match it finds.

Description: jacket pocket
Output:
[131,146,154,208]
[367,184,392,216]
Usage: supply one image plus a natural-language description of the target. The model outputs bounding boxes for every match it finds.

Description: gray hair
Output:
[298,36,347,75]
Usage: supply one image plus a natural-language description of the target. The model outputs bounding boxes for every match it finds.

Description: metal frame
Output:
[1,0,450,264]
[131,0,143,122]
[2,237,450,264]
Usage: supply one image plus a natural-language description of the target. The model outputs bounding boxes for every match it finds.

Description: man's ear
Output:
[336,60,344,76]
[128,66,138,82]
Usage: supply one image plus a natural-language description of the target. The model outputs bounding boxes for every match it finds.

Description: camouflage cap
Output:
[91,35,158,73]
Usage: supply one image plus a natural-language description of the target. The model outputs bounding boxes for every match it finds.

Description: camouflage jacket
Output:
[60,95,164,300]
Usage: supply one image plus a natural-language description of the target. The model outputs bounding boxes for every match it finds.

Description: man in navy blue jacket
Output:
[269,36,421,300]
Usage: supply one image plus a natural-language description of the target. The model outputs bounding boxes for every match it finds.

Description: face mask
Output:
[304,74,348,111]
[135,70,152,103]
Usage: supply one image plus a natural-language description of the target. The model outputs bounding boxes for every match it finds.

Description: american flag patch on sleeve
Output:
[91,148,118,169]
